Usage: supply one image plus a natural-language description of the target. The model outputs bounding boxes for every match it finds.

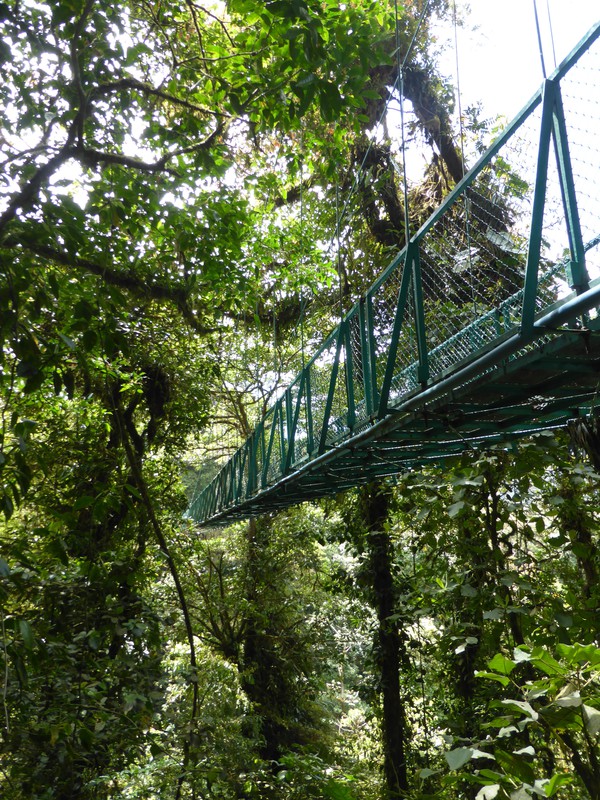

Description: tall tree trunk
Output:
[361,482,409,799]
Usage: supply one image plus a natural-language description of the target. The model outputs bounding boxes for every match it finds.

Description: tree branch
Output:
[91,77,223,119]
[4,238,217,334]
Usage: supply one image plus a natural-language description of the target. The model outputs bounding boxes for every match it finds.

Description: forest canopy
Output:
[1,1,600,799]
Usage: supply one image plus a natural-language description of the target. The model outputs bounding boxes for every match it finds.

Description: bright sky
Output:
[451,0,599,119]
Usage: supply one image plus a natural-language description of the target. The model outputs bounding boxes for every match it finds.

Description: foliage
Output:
[2,1,599,799]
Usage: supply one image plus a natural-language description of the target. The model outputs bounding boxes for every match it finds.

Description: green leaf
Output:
[18,619,34,649]
[483,608,504,620]
[448,500,465,518]
[58,331,76,350]
[323,779,355,800]
[73,495,95,510]
[418,768,440,779]
[445,747,473,770]
[495,748,535,784]
[545,772,572,796]
[531,647,566,677]
[500,699,538,720]
[475,671,510,687]
[125,483,143,500]
[488,653,517,675]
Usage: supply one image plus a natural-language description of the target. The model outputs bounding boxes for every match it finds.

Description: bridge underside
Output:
[204,326,600,524]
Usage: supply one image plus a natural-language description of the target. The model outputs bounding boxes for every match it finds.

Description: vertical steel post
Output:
[317,323,345,455]
[345,321,356,431]
[262,406,278,488]
[365,295,380,413]
[284,373,306,472]
[411,244,429,385]
[284,387,293,473]
[378,246,414,418]
[306,366,315,455]
[358,299,374,416]
[551,83,588,291]
[521,79,556,333]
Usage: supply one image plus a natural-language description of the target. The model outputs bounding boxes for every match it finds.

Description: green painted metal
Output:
[377,246,414,419]
[188,22,600,527]
[551,84,587,291]
[520,79,556,334]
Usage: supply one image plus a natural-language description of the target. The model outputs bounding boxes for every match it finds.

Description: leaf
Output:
[483,608,504,620]
[509,789,531,800]
[58,331,76,350]
[418,768,440,779]
[445,747,473,770]
[531,647,566,677]
[513,648,531,663]
[476,786,500,800]
[501,699,538,720]
[553,612,573,628]
[488,653,517,675]
[514,746,535,756]
[73,495,95,510]
[125,483,143,501]
[323,779,355,800]
[18,619,34,649]
[475,671,510,687]
[554,692,581,708]
[448,500,465,518]
[545,772,572,796]
[583,704,600,735]
[495,748,535,784]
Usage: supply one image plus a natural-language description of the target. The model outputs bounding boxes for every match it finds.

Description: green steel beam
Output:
[551,83,588,291]
[411,245,429,385]
[317,323,345,455]
[521,79,555,334]
[377,247,414,418]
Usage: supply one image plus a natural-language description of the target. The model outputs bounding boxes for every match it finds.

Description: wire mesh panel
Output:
[264,402,283,485]
[308,331,349,448]
[367,257,417,402]
[560,39,600,277]
[347,308,369,429]
[419,105,545,380]
[252,421,266,492]
[283,376,305,467]
[387,273,420,402]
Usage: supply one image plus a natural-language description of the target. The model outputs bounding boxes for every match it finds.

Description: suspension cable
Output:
[452,0,476,310]
[299,146,307,367]
[333,0,431,259]
[335,163,345,319]
[532,0,547,79]
[546,0,557,70]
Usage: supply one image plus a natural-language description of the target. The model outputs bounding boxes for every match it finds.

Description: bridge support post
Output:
[360,297,379,417]
[521,79,556,333]
[378,242,423,418]
[551,84,588,293]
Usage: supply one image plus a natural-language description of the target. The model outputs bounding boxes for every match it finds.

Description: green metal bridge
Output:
[189,22,600,526]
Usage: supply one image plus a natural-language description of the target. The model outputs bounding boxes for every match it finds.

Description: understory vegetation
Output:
[1,0,599,798]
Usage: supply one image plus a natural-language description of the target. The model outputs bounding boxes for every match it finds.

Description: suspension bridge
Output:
[188,21,600,526]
